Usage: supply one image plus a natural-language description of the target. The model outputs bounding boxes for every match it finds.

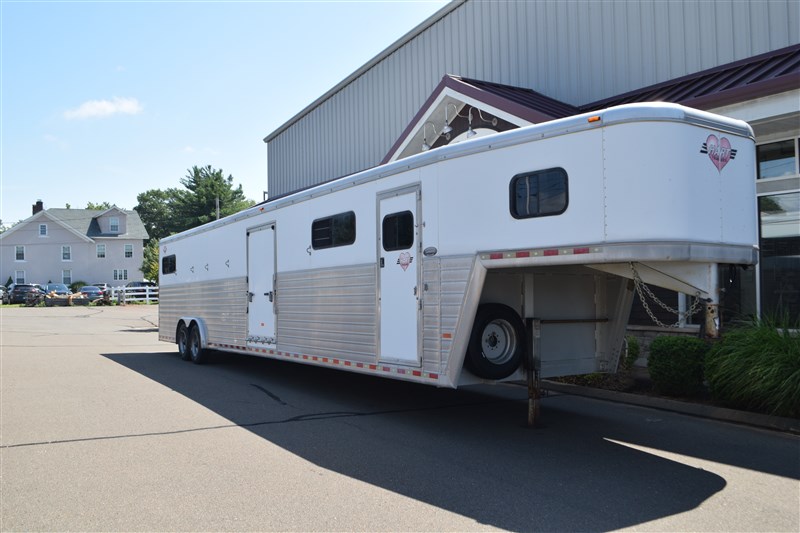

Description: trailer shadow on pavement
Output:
[105,349,798,532]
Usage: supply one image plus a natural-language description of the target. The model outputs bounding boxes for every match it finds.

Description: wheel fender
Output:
[180,317,208,349]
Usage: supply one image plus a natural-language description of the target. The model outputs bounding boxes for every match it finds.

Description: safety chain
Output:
[629,263,702,328]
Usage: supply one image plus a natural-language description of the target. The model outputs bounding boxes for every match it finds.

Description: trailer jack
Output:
[525,318,542,428]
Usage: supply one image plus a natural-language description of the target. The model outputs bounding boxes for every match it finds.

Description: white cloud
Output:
[183,146,196,153]
[63,97,143,120]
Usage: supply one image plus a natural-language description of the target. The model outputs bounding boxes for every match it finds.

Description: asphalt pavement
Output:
[1,305,798,532]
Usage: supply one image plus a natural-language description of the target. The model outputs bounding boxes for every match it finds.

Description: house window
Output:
[311,211,356,250]
[113,269,128,281]
[510,168,569,219]
[15,246,25,261]
[124,244,133,258]
[757,138,798,179]
[97,244,106,258]
[110,217,120,233]
[62,270,72,285]
[62,245,72,261]
[14,270,25,284]
[39,224,48,236]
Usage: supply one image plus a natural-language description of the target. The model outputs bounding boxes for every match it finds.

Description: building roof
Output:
[456,77,580,119]
[45,208,149,240]
[582,43,800,111]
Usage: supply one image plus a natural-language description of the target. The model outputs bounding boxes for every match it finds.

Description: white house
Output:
[0,201,149,288]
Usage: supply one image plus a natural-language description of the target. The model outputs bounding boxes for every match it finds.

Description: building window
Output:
[62,270,72,285]
[311,211,356,250]
[510,168,569,219]
[62,245,72,261]
[15,246,25,261]
[759,192,799,318]
[14,270,25,284]
[113,269,128,281]
[162,254,177,275]
[97,244,106,258]
[757,139,798,179]
[110,217,120,233]
[124,244,133,258]
[382,211,414,251]
[39,224,47,236]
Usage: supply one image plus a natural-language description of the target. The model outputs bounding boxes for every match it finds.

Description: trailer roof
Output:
[166,103,753,245]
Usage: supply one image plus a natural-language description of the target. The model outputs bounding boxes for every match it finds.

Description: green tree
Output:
[134,165,254,242]
[134,188,182,241]
[141,240,160,284]
[86,201,113,210]
[173,165,254,229]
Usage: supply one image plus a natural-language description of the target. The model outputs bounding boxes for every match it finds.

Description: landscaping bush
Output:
[69,281,87,293]
[623,335,640,370]
[648,336,708,397]
[705,315,800,418]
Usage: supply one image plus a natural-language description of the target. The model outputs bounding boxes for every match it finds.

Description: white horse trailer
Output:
[159,103,757,398]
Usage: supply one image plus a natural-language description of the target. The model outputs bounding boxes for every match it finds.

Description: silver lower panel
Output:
[276,263,377,361]
[159,277,248,346]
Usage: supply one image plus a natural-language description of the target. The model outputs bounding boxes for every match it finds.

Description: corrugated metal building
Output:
[263,0,799,320]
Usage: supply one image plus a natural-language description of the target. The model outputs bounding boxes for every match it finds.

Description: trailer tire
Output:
[177,322,191,361]
[188,325,207,365]
[466,304,524,380]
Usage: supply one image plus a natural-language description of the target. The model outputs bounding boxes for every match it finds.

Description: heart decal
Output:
[397,252,412,271]
[704,134,733,172]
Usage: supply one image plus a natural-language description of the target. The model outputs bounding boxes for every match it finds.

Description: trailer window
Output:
[510,168,568,219]
[312,211,356,250]
[162,254,177,275]
[382,211,414,251]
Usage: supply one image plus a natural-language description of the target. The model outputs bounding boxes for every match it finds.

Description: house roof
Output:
[0,207,150,241]
[582,43,800,111]
[47,208,149,240]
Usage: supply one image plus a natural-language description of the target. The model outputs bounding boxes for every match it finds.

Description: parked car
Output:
[79,286,105,302]
[92,283,110,292]
[1,286,9,305]
[126,281,157,288]
[44,283,71,296]
[9,284,45,304]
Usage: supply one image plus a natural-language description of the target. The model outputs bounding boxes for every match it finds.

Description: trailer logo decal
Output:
[397,252,413,271]
[701,135,737,172]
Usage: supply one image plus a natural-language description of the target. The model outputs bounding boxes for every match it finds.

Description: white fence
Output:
[110,286,159,304]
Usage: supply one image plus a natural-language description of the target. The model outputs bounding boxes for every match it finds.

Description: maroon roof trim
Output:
[381,75,577,164]
[582,43,800,111]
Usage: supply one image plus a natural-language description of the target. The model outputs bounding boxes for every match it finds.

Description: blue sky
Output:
[1,0,448,226]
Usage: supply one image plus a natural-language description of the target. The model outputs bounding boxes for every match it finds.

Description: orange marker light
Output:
[588,115,602,123]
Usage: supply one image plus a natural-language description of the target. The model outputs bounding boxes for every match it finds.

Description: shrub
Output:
[705,315,800,418]
[648,336,708,397]
[623,335,640,370]
[70,281,87,293]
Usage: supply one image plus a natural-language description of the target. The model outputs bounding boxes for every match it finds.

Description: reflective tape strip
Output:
[481,245,603,261]
[202,343,441,382]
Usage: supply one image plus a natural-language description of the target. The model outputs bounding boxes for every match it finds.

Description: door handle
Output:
[265,291,274,302]
[248,292,254,302]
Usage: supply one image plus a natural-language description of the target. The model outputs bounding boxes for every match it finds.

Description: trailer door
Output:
[247,224,276,347]
[378,187,420,365]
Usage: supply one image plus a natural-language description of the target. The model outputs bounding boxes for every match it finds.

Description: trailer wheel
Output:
[466,304,524,380]
[188,325,207,365]
[177,322,191,361]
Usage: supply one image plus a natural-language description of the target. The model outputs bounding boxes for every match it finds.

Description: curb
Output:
[541,380,800,435]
